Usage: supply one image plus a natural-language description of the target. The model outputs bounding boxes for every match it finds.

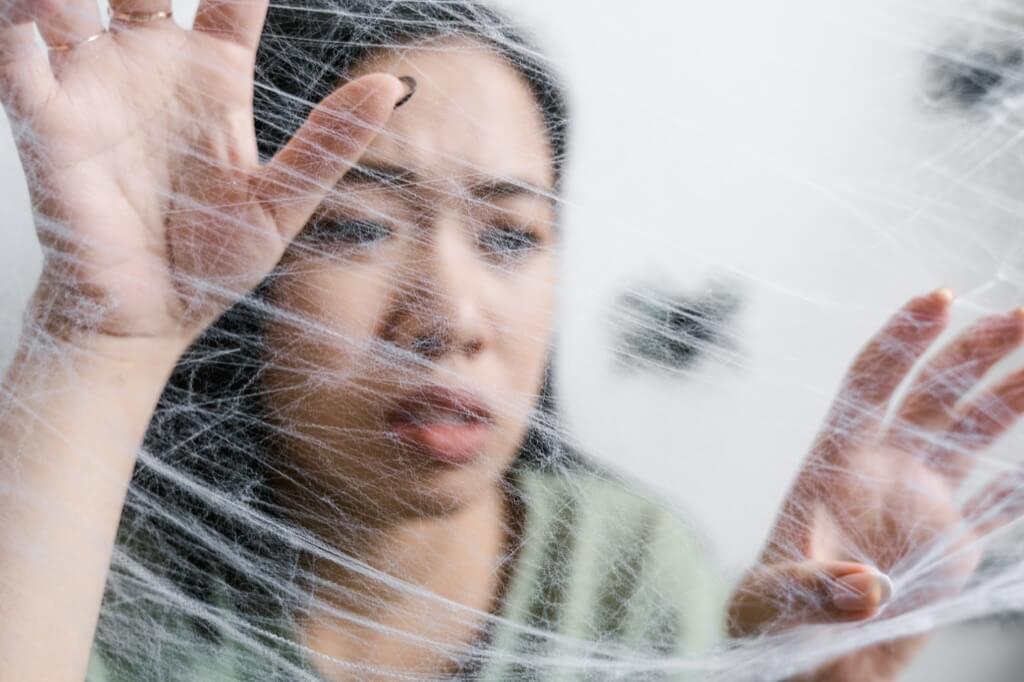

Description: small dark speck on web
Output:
[611,282,744,373]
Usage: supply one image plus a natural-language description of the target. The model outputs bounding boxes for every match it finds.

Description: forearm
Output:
[0,330,180,682]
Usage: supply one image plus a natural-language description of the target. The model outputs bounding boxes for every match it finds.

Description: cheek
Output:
[492,253,558,398]
[505,252,558,342]
[266,262,392,371]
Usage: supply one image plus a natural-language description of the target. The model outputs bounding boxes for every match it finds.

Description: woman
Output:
[2,1,1023,680]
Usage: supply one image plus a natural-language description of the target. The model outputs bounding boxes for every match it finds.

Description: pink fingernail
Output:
[832,572,893,612]
[933,288,955,305]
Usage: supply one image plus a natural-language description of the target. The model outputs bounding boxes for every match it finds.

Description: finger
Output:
[965,468,1024,537]
[194,0,268,51]
[31,0,104,53]
[254,73,412,243]
[937,367,1024,483]
[0,3,56,118]
[888,310,1024,446]
[729,561,893,636]
[818,290,953,456]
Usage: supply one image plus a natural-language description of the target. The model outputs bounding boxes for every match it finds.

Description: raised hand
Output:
[0,6,409,680]
[729,290,1024,680]
[0,0,408,351]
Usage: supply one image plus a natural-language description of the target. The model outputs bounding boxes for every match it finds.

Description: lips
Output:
[385,387,494,464]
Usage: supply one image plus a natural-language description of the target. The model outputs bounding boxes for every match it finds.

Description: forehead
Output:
[348,39,555,191]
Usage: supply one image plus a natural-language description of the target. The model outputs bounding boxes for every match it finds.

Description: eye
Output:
[477,225,541,260]
[303,217,393,247]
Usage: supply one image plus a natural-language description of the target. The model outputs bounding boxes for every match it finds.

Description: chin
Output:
[378,454,511,520]
[289,422,522,521]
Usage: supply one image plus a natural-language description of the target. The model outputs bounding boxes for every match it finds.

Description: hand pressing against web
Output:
[0,3,410,680]
[728,290,1024,681]
[0,0,409,358]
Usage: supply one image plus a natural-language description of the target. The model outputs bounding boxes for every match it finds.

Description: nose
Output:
[379,215,488,361]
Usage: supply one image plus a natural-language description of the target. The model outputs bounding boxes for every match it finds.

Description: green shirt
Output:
[87,463,722,680]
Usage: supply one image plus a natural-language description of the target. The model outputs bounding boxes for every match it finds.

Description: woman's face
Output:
[262,39,558,518]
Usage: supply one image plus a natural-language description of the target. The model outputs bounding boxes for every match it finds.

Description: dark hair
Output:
[106,0,571,640]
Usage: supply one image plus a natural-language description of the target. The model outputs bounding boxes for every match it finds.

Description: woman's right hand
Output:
[1,0,408,356]
[0,7,408,680]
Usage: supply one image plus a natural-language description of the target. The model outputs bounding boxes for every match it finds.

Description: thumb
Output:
[728,560,894,637]
[253,73,413,243]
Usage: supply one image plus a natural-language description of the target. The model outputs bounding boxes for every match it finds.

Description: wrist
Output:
[1,330,182,468]
[20,280,191,373]
[10,329,184,387]
[6,319,187,407]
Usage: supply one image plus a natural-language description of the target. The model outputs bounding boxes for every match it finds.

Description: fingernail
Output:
[395,76,417,109]
[933,288,955,305]
[832,572,894,612]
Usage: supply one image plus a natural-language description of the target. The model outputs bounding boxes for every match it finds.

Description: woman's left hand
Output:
[728,290,1024,680]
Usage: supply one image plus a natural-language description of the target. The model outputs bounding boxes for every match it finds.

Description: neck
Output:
[282,475,515,680]
[311,482,508,607]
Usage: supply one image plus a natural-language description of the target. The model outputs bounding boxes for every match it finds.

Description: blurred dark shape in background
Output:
[612,282,743,373]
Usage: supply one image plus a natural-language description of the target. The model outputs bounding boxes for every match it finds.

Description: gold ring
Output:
[47,31,106,53]
[109,8,174,23]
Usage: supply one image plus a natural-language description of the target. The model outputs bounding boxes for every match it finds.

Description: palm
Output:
[799,450,975,680]
[1,1,405,343]
[28,26,262,337]
[804,448,974,584]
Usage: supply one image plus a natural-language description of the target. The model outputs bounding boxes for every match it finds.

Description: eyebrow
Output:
[344,163,416,188]
[344,162,554,203]
[469,178,553,202]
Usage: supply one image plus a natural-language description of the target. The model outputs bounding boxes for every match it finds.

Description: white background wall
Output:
[4,1,1024,678]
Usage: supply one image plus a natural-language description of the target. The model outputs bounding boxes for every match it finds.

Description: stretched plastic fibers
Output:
[3,1,1024,680]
